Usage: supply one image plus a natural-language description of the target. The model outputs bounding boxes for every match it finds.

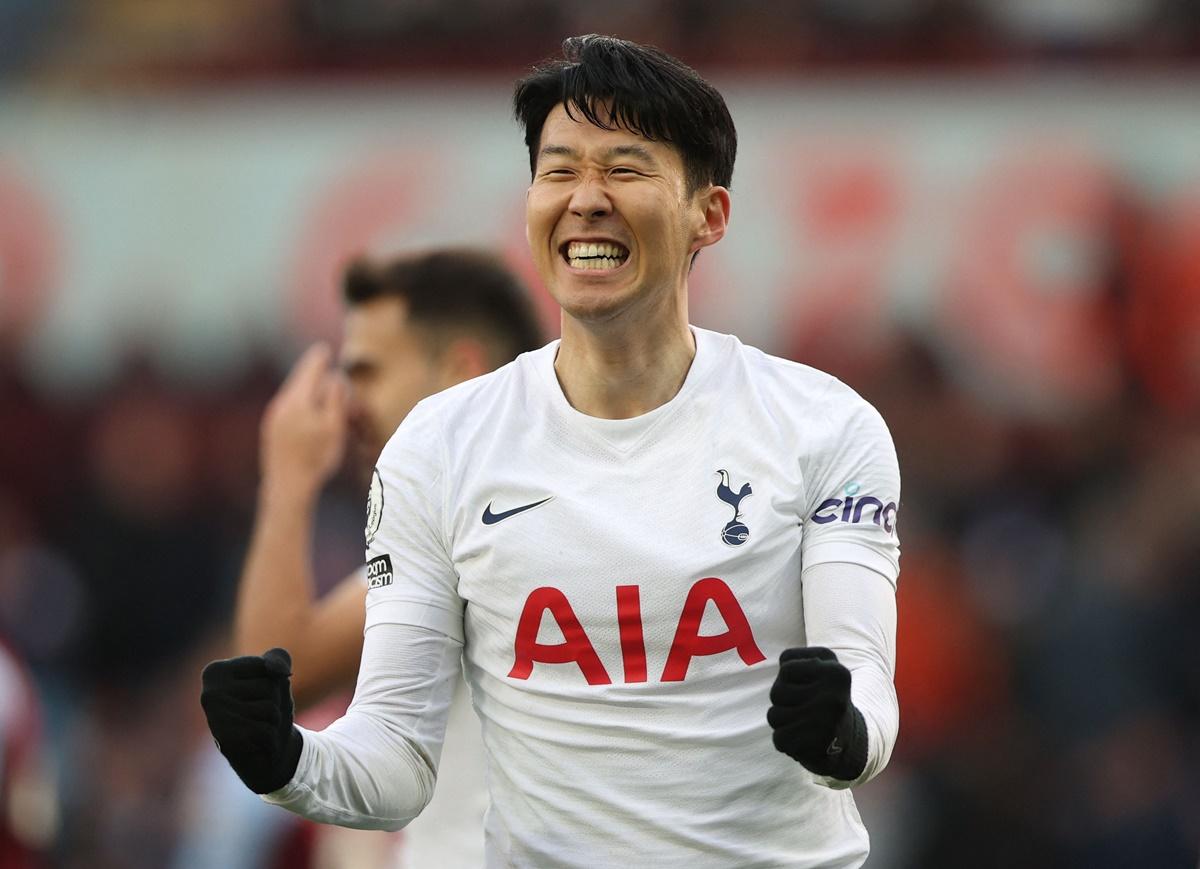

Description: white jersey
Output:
[361,326,901,868]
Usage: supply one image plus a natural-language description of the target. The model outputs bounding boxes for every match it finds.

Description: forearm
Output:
[801,561,898,788]
[263,621,461,830]
[234,481,367,708]
[236,341,353,701]
[235,481,319,650]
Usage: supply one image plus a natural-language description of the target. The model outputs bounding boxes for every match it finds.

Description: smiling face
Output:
[525,103,729,328]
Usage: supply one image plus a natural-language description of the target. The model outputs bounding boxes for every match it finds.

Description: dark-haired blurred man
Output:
[206,37,901,868]
[232,248,541,867]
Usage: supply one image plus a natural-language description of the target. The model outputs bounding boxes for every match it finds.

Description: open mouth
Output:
[561,240,630,271]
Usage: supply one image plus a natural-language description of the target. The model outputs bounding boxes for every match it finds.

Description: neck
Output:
[553,297,695,420]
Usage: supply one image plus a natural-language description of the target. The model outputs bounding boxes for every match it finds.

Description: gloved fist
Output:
[767,647,867,781]
[200,647,304,794]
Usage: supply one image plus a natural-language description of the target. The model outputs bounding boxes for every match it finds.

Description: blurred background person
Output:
[1,2,1199,866]
[232,249,542,868]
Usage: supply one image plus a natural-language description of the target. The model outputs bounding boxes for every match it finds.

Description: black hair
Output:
[513,35,737,194]
[342,249,543,364]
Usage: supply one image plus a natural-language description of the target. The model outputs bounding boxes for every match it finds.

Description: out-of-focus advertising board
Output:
[1,77,1198,415]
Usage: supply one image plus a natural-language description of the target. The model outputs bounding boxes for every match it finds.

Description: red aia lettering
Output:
[508,579,764,684]
[507,586,611,685]
[616,585,647,683]
[660,577,766,682]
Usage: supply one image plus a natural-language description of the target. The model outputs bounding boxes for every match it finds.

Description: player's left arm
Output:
[769,388,901,787]
[768,561,897,787]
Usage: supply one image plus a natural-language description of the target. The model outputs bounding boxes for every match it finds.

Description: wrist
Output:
[254,726,305,794]
[280,726,304,788]
[259,472,322,511]
[826,705,869,782]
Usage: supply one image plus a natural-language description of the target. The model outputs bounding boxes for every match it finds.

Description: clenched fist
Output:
[200,647,304,794]
[767,647,868,781]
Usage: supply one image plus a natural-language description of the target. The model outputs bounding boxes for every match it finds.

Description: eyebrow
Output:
[606,144,658,166]
[538,144,659,167]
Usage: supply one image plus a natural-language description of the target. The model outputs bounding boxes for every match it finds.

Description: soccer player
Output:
[231,249,542,866]
[203,36,901,868]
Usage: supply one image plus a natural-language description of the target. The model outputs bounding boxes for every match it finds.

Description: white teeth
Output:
[565,241,629,261]
[568,256,622,270]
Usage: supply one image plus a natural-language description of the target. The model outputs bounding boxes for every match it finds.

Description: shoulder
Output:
[706,328,885,434]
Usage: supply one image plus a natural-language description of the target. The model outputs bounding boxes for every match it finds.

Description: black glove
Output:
[767,646,868,781]
[200,647,304,794]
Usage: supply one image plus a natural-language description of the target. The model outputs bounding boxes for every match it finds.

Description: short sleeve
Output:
[801,392,901,586]
[364,405,464,643]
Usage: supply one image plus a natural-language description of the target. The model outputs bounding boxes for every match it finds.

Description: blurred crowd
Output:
[841,335,1200,868]
[0,347,371,868]
[3,0,1200,82]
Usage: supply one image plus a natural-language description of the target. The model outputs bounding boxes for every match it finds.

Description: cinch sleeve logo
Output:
[810,481,898,534]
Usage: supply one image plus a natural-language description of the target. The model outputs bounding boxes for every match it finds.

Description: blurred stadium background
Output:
[2,1,1199,867]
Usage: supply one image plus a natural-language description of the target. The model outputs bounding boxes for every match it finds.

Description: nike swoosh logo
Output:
[481,496,553,525]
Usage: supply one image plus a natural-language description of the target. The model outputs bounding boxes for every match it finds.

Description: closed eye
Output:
[343,360,377,384]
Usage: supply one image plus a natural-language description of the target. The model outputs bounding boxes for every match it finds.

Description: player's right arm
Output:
[233,343,365,710]
[201,621,461,828]
[203,399,464,829]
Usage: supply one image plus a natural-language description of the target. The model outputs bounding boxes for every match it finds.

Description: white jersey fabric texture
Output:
[348,567,489,869]
[267,326,902,868]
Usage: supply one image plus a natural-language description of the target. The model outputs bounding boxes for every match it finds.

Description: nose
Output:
[568,174,612,221]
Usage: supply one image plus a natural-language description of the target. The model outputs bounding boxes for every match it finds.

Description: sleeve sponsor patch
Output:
[366,554,394,589]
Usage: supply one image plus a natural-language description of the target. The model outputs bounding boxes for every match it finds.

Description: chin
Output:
[552,283,637,325]
[352,445,381,482]
[561,299,628,325]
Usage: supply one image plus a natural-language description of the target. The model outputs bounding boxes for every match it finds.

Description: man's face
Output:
[339,297,443,474]
[525,103,725,325]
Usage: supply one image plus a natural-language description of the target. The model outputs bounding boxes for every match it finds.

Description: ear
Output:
[690,186,731,254]
[525,188,532,247]
[435,336,491,388]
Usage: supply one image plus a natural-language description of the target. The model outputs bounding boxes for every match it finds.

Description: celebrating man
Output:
[203,36,901,868]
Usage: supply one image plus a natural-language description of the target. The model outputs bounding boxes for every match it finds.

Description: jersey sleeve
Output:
[263,621,462,829]
[364,404,464,643]
[801,560,898,790]
[800,390,901,586]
